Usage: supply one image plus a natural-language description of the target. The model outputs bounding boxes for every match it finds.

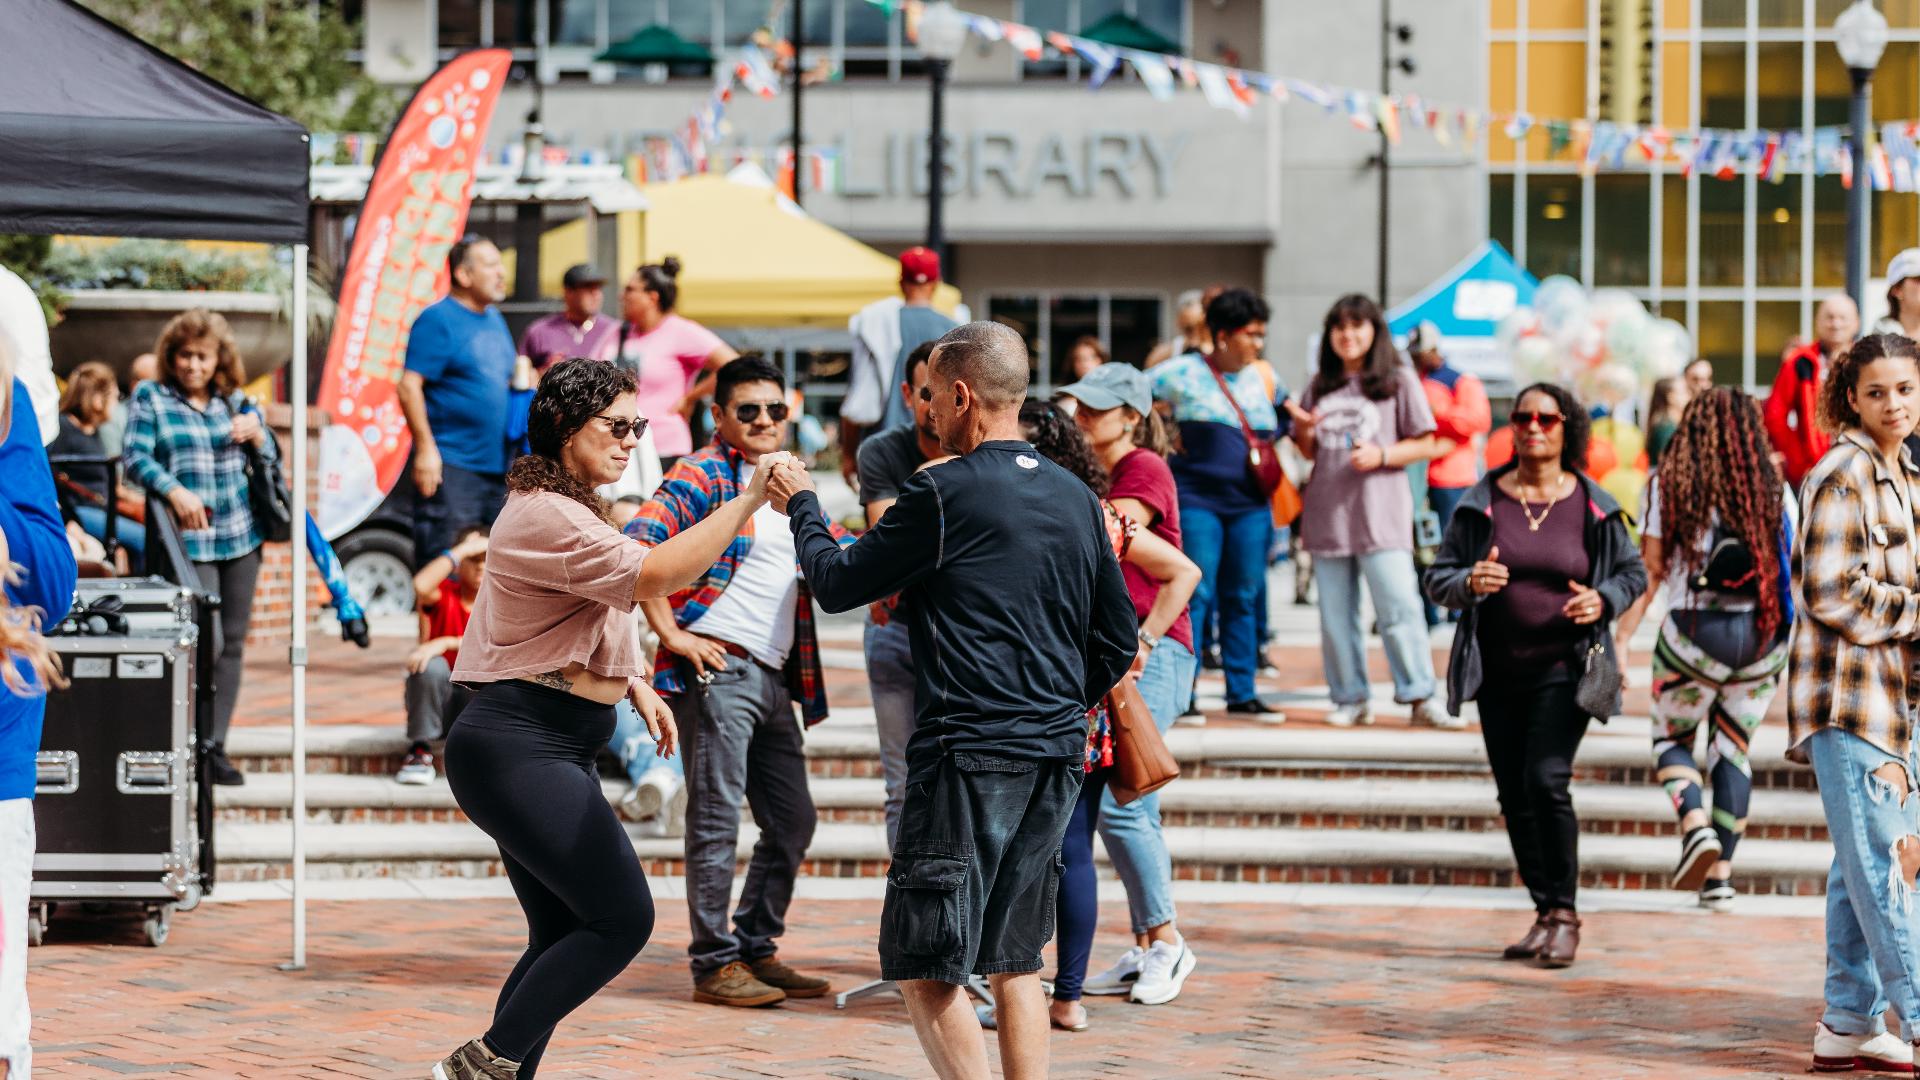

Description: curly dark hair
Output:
[506,357,637,519]
[1821,333,1920,435]
[1313,293,1402,402]
[1655,387,1787,640]
[1512,382,1591,475]
[1020,399,1109,496]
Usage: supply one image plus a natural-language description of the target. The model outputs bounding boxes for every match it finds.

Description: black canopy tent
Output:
[0,0,309,242]
[1,0,317,967]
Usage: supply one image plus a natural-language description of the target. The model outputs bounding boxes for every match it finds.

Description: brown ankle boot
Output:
[1502,916,1551,960]
[693,961,787,1007]
[1536,909,1581,969]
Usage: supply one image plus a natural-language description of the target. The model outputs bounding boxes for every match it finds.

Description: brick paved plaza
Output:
[28,892,1822,1079]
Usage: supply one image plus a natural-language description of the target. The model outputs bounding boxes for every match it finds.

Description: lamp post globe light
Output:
[1836,0,1889,316]
[918,0,967,263]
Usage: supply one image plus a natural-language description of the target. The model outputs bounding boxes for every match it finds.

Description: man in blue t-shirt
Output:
[400,235,518,568]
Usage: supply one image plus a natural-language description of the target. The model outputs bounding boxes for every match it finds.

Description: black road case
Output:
[31,578,210,947]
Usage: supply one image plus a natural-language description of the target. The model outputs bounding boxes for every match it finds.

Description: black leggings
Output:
[1477,674,1591,914]
[444,680,656,1076]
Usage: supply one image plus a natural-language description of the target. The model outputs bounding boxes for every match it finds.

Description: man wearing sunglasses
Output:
[626,357,851,1010]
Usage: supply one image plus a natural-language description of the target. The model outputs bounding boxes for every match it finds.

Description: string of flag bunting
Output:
[880,0,1920,191]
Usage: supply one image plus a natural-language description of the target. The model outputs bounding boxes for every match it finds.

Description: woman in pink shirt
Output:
[613,257,740,466]
[433,358,787,1080]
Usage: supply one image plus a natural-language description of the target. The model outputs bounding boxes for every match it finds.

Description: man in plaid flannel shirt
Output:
[627,358,851,1009]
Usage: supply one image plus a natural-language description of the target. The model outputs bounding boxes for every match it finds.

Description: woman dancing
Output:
[434,358,790,1080]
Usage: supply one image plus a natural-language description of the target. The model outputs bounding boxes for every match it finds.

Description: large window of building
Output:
[1488,4,1920,389]
[986,292,1166,392]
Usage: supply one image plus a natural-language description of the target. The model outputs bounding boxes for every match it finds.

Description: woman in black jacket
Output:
[1422,382,1646,970]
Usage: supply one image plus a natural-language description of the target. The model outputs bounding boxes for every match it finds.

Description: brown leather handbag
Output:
[1106,674,1180,805]
[1204,362,1284,496]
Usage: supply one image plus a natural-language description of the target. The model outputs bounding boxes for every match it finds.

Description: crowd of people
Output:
[20,233,1920,1078]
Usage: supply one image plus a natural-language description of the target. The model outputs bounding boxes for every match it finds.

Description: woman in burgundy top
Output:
[433,359,788,1080]
[1057,361,1206,1005]
[1423,382,1645,972]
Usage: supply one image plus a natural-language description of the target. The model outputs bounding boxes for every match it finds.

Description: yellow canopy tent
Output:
[634,174,963,328]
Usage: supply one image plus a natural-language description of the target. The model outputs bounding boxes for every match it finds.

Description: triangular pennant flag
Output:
[1070,37,1122,89]
[1004,21,1043,61]
[1503,112,1534,141]
[1546,120,1572,158]
[1197,63,1248,118]
[1226,69,1258,107]
[1873,138,1895,191]
[1129,51,1176,101]
[1287,78,1334,109]
[1430,108,1451,146]
[1172,56,1200,88]
[1375,94,1401,144]
[967,14,1004,41]
[1044,30,1076,55]
[1458,110,1480,148]
[1344,91,1376,132]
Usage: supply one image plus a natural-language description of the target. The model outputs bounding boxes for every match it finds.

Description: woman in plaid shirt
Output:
[1791,333,1920,1074]
[122,309,276,787]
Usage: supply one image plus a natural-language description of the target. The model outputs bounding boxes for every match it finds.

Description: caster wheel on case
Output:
[142,908,170,947]
[26,910,44,947]
[177,881,203,913]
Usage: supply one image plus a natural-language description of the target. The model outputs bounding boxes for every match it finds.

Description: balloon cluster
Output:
[1490,276,1696,512]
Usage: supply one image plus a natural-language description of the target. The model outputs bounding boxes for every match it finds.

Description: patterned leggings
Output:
[1650,616,1788,864]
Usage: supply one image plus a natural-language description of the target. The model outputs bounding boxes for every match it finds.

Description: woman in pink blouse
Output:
[613,257,740,467]
[433,358,788,1080]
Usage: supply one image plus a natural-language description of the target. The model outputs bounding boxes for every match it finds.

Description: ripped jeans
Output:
[1810,727,1920,1037]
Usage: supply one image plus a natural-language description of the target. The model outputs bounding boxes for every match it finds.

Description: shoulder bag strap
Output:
[1205,361,1265,447]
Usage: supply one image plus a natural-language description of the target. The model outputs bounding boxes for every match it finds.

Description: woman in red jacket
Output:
[1763,293,1857,487]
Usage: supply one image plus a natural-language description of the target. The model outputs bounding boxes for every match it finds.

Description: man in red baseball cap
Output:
[843,246,960,486]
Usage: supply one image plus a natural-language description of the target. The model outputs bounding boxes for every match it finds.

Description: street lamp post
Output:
[1836,0,1889,317]
[917,1,967,265]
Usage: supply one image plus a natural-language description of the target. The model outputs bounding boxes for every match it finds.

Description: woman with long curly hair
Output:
[1614,388,1793,911]
[433,358,791,1080]
[1424,382,1646,968]
[999,400,1200,1030]
[1791,333,1920,1074]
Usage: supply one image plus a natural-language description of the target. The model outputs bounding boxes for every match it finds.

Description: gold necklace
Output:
[1517,474,1564,532]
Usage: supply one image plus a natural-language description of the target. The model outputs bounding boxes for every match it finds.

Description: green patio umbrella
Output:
[1076,12,1180,55]
[596,24,716,65]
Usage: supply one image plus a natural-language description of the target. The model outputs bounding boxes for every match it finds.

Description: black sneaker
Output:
[1201,647,1223,671]
[1698,878,1736,912]
[1672,825,1722,891]
[208,745,245,787]
[1224,698,1286,724]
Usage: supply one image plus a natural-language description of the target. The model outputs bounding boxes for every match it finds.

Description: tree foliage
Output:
[78,0,397,133]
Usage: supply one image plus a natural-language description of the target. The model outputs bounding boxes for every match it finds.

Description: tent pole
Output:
[285,242,310,971]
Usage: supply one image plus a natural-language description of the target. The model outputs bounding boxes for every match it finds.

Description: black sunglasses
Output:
[596,415,649,440]
[733,402,790,423]
[1509,410,1565,431]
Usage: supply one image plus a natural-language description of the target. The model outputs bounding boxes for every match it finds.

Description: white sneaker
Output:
[394,749,435,786]
[1409,700,1464,730]
[1082,946,1147,996]
[618,766,679,824]
[1129,937,1196,1006]
[1812,1021,1913,1073]
[1324,704,1373,729]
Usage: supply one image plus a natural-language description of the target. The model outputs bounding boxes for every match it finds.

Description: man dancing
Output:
[768,322,1137,1080]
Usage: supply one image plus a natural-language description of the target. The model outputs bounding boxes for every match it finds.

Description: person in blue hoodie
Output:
[0,329,79,1079]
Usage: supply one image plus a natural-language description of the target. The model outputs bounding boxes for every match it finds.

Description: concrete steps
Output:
[214,719,1834,894]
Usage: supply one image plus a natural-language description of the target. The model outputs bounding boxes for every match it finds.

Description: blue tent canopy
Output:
[1386,240,1537,387]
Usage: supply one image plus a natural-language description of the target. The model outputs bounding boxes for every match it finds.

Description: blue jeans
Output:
[73,503,145,562]
[1810,727,1920,1036]
[610,699,684,786]
[411,463,506,569]
[1312,549,1436,705]
[1424,485,1468,626]
[1181,503,1271,704]
[1097,639,1194,935]
[864,617,917,852]
[1054,768,1109,1001]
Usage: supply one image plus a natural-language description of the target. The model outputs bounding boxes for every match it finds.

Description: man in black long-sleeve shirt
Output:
[771,321,1136,1080]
